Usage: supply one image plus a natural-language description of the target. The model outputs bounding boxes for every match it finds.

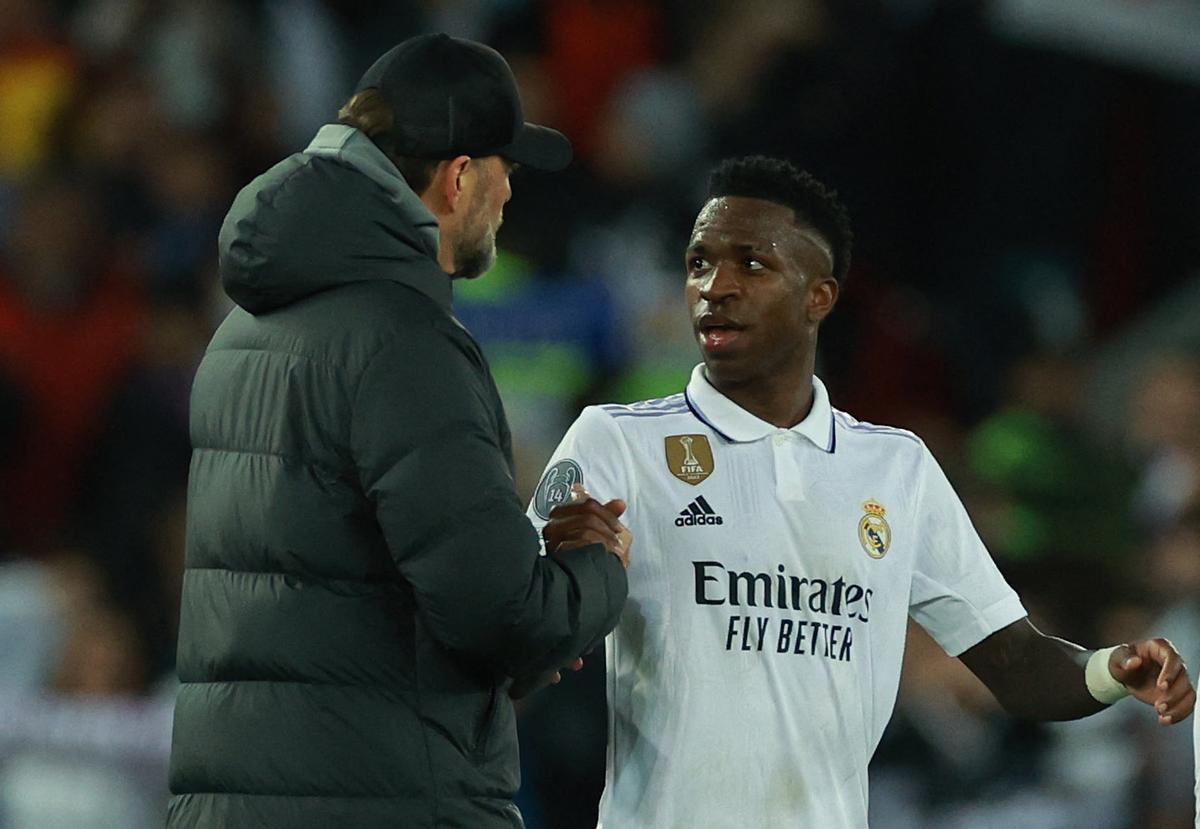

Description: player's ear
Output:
[807,277,838,323]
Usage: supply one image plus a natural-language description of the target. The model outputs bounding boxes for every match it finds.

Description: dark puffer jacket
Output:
[166,125,627,828]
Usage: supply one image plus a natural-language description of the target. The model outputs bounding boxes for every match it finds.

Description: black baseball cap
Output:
[354,33,572,171]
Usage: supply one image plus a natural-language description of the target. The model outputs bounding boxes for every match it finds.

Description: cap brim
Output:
[498,122,572,171]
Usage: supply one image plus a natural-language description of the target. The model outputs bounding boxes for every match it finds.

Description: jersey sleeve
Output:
[527,405,635,546]
[908,444,1026,656]
[1193,716,1200,827]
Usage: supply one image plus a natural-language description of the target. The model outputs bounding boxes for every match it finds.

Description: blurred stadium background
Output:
[0,0,1198,827]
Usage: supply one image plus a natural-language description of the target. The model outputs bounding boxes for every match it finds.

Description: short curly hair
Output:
[706,156,853,284]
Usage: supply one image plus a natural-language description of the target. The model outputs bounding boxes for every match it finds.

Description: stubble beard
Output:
[451,225,497,280]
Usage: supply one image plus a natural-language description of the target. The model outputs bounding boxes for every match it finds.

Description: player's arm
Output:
[510,406,635,698]
[351,329,628,679]
[526,406,635,587]
[908,441,1192,726]
[959,618,1195,724]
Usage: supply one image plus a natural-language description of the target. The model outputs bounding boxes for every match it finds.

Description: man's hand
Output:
[1108,638,1195,725]
[542,484,633,568]
[961,619,1191,723]
[508,657,585,700]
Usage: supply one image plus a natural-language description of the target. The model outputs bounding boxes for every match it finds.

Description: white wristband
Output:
[1085,646,1130,704]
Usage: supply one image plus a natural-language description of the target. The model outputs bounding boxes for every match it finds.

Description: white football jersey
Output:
[528,364,1026,829]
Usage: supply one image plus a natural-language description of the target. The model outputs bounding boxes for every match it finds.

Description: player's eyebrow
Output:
[728,242,774,254]
[688,240,775,256]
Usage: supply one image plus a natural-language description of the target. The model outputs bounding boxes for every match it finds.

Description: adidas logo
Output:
[675,495,724,527]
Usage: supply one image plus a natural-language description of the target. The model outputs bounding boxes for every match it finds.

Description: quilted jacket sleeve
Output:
[350,324,627,677]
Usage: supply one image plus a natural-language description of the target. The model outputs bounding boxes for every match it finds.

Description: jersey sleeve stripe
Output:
[602,408,689,419]
[600,394,686,413]
[833,411,921,445]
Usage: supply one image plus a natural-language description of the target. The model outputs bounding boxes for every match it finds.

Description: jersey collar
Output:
[684,363,835,452]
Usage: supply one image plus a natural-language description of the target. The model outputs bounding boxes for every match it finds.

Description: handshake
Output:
[542,483,633,570]
[508,485,633,701]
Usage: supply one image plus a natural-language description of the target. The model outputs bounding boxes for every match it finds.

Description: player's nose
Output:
[699,262,739,303]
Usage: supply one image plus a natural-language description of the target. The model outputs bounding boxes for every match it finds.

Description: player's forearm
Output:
[959,619,1108,721]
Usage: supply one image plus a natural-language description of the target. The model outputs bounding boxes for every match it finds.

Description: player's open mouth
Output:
[696,315,746,352]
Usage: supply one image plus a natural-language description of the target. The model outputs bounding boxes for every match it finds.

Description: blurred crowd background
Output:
[0,0,1197,827]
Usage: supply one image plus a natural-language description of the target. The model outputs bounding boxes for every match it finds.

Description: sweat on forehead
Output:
[691,196,834,270]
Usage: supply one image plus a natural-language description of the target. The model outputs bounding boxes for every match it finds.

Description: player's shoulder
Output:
[568,392,691,441]
[592,393,691,432]
[831,407,926,455]
[595,392,688,420]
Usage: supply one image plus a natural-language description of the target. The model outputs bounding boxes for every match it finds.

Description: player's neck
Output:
[710,362,816,430]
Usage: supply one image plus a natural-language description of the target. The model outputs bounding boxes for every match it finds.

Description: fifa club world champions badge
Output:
[858,500,891,559]
[665,434,714,485]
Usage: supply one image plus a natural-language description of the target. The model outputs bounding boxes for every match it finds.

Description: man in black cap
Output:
[167,34,631,829]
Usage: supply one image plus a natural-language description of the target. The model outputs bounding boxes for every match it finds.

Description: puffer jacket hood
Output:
[218,124,447,315]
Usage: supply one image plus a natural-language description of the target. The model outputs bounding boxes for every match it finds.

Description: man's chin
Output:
[700,353,755,389]
[450,247,497,281]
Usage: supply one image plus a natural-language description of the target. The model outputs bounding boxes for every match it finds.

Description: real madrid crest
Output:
[665,434,714,485]
[858,500,891,559]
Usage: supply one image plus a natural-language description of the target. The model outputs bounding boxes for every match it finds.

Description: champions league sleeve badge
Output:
[533,458,583,519]
[858,500,891,559]
[665,434,714,485]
